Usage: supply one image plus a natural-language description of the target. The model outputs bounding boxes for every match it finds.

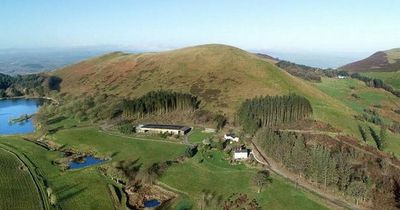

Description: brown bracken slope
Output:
[341,48,400,72]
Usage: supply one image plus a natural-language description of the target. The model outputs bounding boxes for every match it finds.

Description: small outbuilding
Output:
[224,133,239,142]
[136,124,191,135]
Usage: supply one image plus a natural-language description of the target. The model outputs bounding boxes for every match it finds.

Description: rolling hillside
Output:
[341,48,400,72]
[53,44,357,133]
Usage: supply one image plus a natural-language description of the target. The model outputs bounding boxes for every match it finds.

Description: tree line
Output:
[122,90,200,118]
[351,73,400,98]
[358,124,387,151]
[237,94,313,133]
[0,73,62,97]
[276,60,324,82]
[276,60,351,82]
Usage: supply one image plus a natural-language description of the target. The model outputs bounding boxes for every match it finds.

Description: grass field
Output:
[51,127,187,166]
[362,71,400,89]
[188,127,215,143]
[0,147,43,210]
[314,77,400,155]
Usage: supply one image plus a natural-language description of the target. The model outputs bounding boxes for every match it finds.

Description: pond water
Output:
[0,99,42,135]
[144,199,161,208]
[69,156,104,169]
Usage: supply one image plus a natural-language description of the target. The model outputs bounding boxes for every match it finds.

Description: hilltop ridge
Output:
[341,48,400,72]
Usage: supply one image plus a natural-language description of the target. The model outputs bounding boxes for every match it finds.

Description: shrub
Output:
[390,121,400,133]
[214,114,227,131]
[358,125,368,142]
[118,123,135,134]
[369,127,382,150]
[351,93,360,99]
[184,146,198,158]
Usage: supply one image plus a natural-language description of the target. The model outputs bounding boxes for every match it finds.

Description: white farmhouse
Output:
[234,149,249,159]
[338,75,347,79]
[224,133,239,142]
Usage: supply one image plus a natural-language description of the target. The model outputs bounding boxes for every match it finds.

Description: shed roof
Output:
[234,149,248,153]
[141,124,191,132]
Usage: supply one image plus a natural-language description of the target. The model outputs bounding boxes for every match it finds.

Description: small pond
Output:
[144,199,161,208]
[0,99,43,135]
[68,156,105,169]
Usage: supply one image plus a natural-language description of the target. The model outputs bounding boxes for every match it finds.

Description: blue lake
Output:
[0,99,42,135]
[69,156,104,169]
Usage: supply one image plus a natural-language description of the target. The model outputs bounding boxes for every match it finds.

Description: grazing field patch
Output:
[51,127,187,167]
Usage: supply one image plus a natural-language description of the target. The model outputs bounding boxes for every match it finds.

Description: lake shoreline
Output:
[0,96,58,104]
[0,98,43,135]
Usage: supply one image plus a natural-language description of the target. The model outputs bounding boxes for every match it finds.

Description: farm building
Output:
[224,133,239,142]
[136,124,192,135]
[233,149,249,159]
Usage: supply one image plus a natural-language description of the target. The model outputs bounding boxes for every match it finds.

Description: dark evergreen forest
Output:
[122,90,200,118]
[238,94,313,133]
[255,129,400,207]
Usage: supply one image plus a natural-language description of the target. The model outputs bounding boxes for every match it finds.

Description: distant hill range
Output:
[253,53,279,63]
[341,48,400,72]
[0,47,121,75]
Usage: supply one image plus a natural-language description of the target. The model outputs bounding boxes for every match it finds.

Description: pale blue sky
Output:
[1,0,400,53]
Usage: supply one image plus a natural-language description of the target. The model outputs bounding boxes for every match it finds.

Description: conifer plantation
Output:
[122,90,200,118]
[238,94,313,133]
[255,129,384,206]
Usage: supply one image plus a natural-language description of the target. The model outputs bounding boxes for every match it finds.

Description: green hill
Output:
[341,48,400,72]
[52,44,356,133]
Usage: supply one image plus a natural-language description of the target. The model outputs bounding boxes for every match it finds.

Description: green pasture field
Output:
[188,127,216,143]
